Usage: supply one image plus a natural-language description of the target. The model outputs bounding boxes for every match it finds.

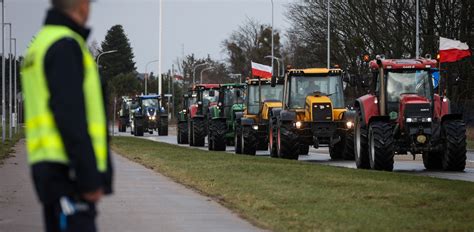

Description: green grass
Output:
[112,137,474,232]
[0,127,24,164]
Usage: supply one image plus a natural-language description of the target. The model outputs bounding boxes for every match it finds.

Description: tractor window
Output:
[247,84,283,114]
[202,90,219,108]
[142,98,158,108]
[224,88,245,106]
[289,75,345,109]
[386,71,432,103]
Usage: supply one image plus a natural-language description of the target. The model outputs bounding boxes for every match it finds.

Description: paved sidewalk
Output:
[0,140,264,232]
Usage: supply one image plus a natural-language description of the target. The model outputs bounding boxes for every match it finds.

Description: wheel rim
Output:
[277,127,281,157]
[369,126,375,169]
[355,119,361,163]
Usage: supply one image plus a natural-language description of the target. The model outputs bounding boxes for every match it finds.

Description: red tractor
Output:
[187,84,220,147]
[354,57,466,171]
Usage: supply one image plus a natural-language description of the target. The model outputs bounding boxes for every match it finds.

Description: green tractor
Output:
[118,96,132,132]
[207,84,246,151]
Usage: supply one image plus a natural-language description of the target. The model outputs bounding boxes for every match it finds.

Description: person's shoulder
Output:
[46,38,82,61]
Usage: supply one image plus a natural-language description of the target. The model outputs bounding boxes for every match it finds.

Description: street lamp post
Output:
[270,0,274,77]
[192,62,208,85]
[4,22,11,139]
[11,37,16,133]
[265,55,283,77]
[1,0,5,143]
[415,0,419,58]
[96,50,118,75]
[145,59,159,95]
[158,0,163,96]
[200,67,214,84]
[327,0,331,69]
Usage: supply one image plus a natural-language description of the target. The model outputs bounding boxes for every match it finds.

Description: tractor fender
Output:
[342,109,356,123]
[433,94,451,120]
[279,110,297,122]
[354,94,379,127]
[441,113,463,123]
[240,117,255,126]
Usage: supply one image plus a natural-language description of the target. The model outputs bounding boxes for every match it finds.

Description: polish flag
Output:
[251,62,272,79]
[439,37,471,63]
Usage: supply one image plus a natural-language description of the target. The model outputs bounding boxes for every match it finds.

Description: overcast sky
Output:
[5,0,293,74]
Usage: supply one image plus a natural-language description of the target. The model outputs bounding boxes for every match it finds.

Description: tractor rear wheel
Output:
[277,123,299,160]
[192,118,206,147]
[135,124,144,137]
[354,110,370,169]
[442,120,466,171]
[188,121,194,146]
[235,124,242,154]
[177,122,188,144]
[423,152,442,170]
[242,126,257,155]
[368,121,394,171]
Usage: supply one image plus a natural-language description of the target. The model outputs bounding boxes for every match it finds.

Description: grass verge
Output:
[112,137,474,231]
[0,127,24,164]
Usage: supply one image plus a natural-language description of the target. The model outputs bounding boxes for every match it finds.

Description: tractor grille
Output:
[404,103,431,118]
[312,103,332,121]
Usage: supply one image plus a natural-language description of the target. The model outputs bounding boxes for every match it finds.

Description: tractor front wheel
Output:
[192,118,206,147]
[268,117,278,158]
[177,122,188,144]
[368,121,394,171]
[277,123,299,160]
[234,124,242,154]
[242,126,257,155]
[442,120,466,171]
[158,117,168,136]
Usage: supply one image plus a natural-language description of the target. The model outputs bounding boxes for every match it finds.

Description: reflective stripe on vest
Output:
[21,25,108,172]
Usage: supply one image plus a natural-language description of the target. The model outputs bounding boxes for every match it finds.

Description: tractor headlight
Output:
[252,125,259,130]
[346,121,353,129]
[295,121,303,129]
[197,101,203,105]
[422,117,432,123]
[406,118,414,123]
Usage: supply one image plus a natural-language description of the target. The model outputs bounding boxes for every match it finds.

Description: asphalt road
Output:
[114,128,474,183]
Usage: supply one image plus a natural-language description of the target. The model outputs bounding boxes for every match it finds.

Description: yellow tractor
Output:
[269,68,355,160]
[235,77,284,155]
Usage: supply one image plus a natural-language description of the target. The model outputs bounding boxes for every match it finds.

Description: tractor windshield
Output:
[224,88,245,106]
[247,84,283,114]
[289,75,344,109]
[142,98,158,108]
[386,70,432,103]
[202,90,219,108]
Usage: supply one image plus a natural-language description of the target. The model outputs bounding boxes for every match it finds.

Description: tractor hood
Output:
[145,107,158,116]
[399,94,432,127]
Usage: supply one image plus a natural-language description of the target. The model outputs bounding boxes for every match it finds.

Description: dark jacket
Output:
[31,9,113,204]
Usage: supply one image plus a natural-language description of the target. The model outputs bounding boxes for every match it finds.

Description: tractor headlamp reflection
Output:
[294,121,303,129]
[346,121,353,129]
[148,116,156,120]
[252,125,259,130]
[406,117,432,123]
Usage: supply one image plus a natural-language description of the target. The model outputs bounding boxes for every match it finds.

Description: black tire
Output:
[329,132,345,160]
[135,125,144,136]
[354,109,370,169]
[442,120,466,171]
[208,122,214,151]
[423,152,443,170]
[277,123,299,160]
[188,121,195,146]
[269,117,278,158]
[121,124,127,132]
[212,120,227,151]
[343,129,355,160]
[299,145,309,155]
[368,121,394,171]
[177,122,188,144]
[158,117,168,136]
[242,126,257,155]
[192,118,206,147]
[149,130,153,135]
[235,123,242,154]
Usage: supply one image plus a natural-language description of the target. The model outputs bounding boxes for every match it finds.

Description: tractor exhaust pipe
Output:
[376,57,386,116]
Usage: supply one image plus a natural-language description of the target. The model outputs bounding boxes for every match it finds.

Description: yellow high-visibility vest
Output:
[21,25,108,172]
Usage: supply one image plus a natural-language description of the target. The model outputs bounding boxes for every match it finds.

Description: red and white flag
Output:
[251,61,272,79]
[439,37,471,63]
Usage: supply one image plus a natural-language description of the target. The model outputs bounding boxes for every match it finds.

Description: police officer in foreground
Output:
[21,0,113,231]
